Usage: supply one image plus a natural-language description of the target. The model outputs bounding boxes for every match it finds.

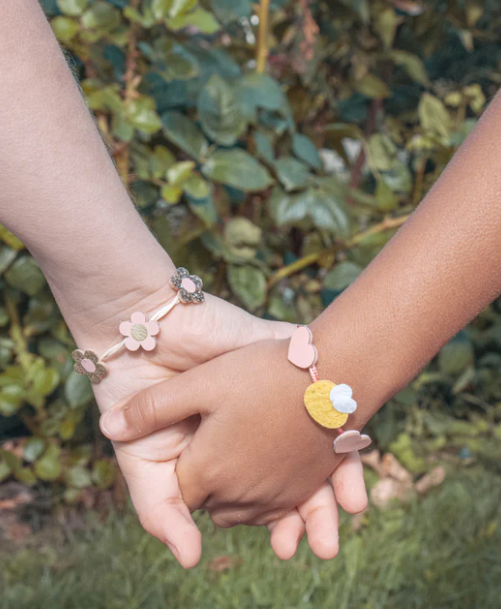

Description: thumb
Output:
[247,315,295,343]
[118,454,202,569]
[100,371,208,441]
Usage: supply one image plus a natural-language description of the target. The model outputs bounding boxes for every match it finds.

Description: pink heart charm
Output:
[333,430,372,454]
[287,326,318,370]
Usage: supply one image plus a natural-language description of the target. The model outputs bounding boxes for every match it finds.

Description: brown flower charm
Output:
[72,349,108,385]
[169,267,204,304]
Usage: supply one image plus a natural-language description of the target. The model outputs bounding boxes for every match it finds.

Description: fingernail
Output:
[101,408,127,439]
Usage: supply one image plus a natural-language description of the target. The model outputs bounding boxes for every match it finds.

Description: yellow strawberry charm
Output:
[304,381,349,429]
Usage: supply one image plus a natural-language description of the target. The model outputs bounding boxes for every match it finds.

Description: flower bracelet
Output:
[71,267,204,385]
[287,326,372,454]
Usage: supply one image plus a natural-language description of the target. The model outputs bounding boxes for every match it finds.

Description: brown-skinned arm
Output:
[311,90,501,427]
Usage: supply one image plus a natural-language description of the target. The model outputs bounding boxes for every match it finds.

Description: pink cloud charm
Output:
[119,312,160,352]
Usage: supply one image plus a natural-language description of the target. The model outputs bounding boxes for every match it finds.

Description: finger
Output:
[331,451,368,514]
[100,371,208,442]
[267,509,305,560]
[297,482,339,560]
[117,454,202,569]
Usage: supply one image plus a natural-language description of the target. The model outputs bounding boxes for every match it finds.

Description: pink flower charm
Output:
[119,312,160,352]
[72,349,107,385]
[169,267,204,304]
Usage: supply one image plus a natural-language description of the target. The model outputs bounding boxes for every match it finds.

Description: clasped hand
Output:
[95,292,367,568]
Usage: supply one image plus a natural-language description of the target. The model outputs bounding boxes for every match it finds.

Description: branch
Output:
[256,0,271,74]
[268,214,411,287]
[115,0,140,186]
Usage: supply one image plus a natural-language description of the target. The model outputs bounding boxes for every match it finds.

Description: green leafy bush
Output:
[1,0,501,498]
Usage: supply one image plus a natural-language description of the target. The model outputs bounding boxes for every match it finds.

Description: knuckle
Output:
[124,390,158,435]
[209,511,237,529]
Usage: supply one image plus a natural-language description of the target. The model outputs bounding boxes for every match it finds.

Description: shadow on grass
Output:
[1,467,500,609]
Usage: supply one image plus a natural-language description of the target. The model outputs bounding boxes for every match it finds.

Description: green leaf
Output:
[254,131,275,164]
[198,75,247,146]
[0,247,16,277]
[211,0,253,23]
[324,261,362,291]
[81,1,121,30]
[151,146,176,178]
[439,338,474,375]
[373,7,398,50]
[183,175,210,199]
[151,0,173,20]
[0,460,11,483]
[14,468,37,486]
[354,74,391,99]
[60,419,76,440]
[202,149,273,192]
[167,161,195,185]
[239,74,290,113]
[92,460,117,489]
[161,111,209,161]
[65,465,92,489]
[340,0,370,23]
[127,96,161,134]
[271,187,350,236]
[274,157,311,192]
[35,445,62,482]
[65,371,94,408]
[169,0,197,18]
[161,184,183,204]
[391,51,429,87]
[51,16,80,42]
[419,93,450,141]
[227,265,267,310]
[0,388,24,417]
[292,134,322,170]
[368,134,397,171]
[31,365,60,398]
[5,257,46,296]
[57,0,88,16]
[168,7,221,33]
[188,194,218,227]
[23,438,46,463]
[376,178,398,211]
[382,161,413,195]
[224,218,261,259]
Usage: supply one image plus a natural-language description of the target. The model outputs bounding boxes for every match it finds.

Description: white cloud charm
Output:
[329,384,357,414]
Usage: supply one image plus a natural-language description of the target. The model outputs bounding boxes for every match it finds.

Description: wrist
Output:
[38,227,177,353]
[308,308,401,432]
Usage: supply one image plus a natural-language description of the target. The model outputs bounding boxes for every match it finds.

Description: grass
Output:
[1,467,501,609]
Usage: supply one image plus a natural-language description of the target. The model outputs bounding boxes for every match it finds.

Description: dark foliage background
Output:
[0,0,501,502]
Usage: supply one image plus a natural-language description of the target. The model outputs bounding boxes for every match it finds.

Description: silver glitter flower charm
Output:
[169,267,204,304]
[72,349,108,385]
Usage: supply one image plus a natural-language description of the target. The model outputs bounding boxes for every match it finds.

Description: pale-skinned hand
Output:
[100,338,368,535]
[70,280,368,568]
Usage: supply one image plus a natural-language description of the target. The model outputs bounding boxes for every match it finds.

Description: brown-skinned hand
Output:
[101,339,364,529]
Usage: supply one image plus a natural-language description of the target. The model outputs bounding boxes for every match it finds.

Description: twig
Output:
[5,297,32,372]
[298,0,319,62]
[268,214,410,287]
[256,0,270,73]
[115,0,140,186]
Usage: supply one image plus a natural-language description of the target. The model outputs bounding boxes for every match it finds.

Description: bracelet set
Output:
[71,267,203,385]
[73,271,370,455]
[287,325,371,454]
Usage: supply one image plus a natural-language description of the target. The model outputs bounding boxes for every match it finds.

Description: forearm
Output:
[312,90,501,426]
[0,1,174,343]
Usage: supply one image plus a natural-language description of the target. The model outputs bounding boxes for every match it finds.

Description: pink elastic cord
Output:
[309,365,319,383]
